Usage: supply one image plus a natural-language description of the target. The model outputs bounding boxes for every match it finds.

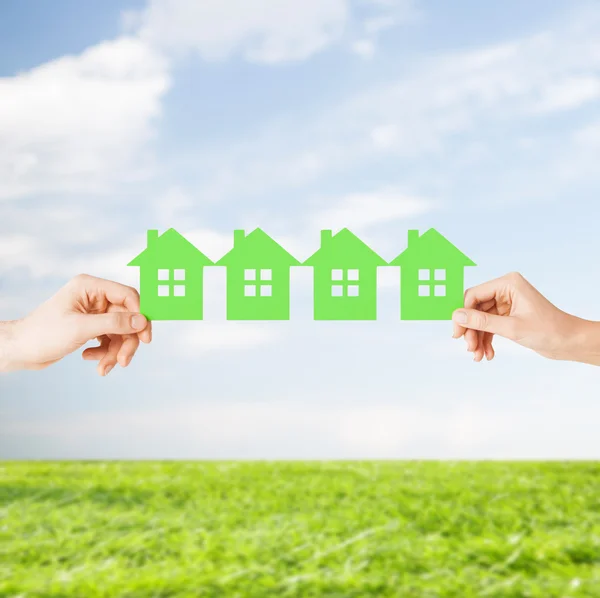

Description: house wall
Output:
[313,266,378,321]
[140,263,205,321]
[400,265,464,320]
[226,266,291,320]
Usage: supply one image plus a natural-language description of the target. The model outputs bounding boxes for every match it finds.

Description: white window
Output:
[418,269,430,281]
[331,269,343,281]
[157,269,187,297]
[434,285,446,297]
[418,285,430,297]
[347,269,359,281]
[244,285,256,297]
[244,269,256,280]
[260,285,272,297]
[260,269,272,281]
[434,269,446,281]
[332,285,343,297]
[348,285,359,297]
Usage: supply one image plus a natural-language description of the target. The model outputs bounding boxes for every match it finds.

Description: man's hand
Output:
[2,274,152,375]
[452,271,600,366]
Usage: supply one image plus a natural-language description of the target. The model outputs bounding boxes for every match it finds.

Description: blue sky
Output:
[1,0,600,458]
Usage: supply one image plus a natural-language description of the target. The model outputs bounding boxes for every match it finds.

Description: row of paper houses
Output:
[128,228,476,321]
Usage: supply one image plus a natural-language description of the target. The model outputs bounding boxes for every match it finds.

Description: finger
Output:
[464,277,508,309]
[82,347,109,361]
[478,299,496,312]
[98,335,123,376]
[117,334,140,367]
[453,297,497,340]
[473,330,485,362]
[483,332,495,361]
[452,319,465,339]
[452,308,519,339]
[138,319,152,344]
[107,303,151,345]
[82,336,110,361]
[465,328,478,352]
[74,274,141,313]
[76,312,148,341]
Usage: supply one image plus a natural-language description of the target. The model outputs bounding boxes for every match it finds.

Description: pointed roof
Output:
[304,228,386,267]
[389,228,476,266]
[128,228,213,266]
[216,228,300,266]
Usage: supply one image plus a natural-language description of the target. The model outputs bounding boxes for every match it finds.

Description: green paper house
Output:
[128,229,213,321]
[304,229,386,320]
[390,228,476,321]
[216,229,300,320]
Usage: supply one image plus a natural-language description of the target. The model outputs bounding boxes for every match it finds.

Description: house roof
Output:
[216,228,300,266]
[303,228,387,267]
[389,228,476,266]
[127,228,213,267]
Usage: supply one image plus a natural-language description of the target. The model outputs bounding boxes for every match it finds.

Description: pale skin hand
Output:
[452,271,600,366]
[0,274,152,376]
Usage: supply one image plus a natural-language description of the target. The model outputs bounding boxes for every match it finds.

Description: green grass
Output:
[2,462,600,597]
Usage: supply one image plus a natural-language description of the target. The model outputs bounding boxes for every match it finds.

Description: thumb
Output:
[452,309,519,340]
[77,312,148,339]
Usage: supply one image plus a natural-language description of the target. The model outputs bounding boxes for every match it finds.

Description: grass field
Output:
[2,462,600,597]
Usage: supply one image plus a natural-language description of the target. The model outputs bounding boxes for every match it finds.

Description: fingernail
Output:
[453,311,467,325]
[131,315,147,330]
[105,365,114,376]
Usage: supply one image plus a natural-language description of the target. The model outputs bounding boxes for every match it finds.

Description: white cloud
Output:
[0,36,170,200]
[180,322,280,352]
[136,0,349,63]
[132,0,415,64]
[530,75,600,114]
[311,189,433,231]
[573,120,600,148]
[185,7,600,203]
[352,39,376,59]
[5,394,600,458]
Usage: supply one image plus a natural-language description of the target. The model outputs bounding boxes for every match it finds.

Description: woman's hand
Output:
[1,274,152,376]
[452,271,600,366]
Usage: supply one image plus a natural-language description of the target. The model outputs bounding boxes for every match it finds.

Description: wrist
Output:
[563,317,600,366]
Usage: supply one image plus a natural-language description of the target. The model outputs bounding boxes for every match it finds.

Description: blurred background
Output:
[1,0,599,459]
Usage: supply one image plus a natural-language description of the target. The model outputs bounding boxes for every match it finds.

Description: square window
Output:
[260,285,272,297]
[244,269,256,280]
[158,285,169,297]
[348,285,359,297]
[434,269,446,281]
[174,285,186,297]
[434,285,446,297]
[174,269,186,281]
[347,269,359,281]
[244,285,256,296]
[418,269,430,281]
[331,269,343,281]
[260,269,272,281]
[158,269,170,281]
[331,285,343,297]
[418,285,430,297]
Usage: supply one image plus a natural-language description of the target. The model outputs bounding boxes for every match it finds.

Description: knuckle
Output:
[472,311,488,330]
[113,312,129,329]
[507,271,523,283]
[69,273,88,287]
